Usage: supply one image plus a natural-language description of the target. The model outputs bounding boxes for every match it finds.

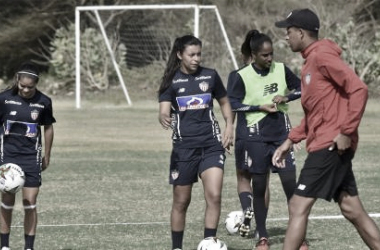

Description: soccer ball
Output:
[224,210,243,235]
[197,237,228,250]
[0,163,25,193]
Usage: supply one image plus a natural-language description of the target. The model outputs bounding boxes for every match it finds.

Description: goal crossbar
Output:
[75,4,237,108]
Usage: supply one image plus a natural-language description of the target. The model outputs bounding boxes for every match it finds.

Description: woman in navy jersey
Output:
[158,35,234,250]
[228,30,303,249]
[0,62,55,250]
[227,30,269,239]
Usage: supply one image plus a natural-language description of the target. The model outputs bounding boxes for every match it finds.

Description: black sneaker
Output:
[239,208,254,237]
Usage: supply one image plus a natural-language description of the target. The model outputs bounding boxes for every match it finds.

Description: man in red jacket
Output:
[273,8,380,250]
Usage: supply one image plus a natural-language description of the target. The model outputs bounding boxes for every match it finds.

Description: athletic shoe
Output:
[255,237,269,250]
[173,249,182,250]
[239,208,254,237]
[1,247,10,250]
[299,240,309,250]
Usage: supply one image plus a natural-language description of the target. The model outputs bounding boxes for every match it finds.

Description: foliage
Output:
[329,19,380,87]
[0,0,380,96]
[48,23,126,92]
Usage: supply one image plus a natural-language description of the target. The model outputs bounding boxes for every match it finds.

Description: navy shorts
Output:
[234,139,245,170]
[294,147,357,202]
[169,144,225,185]
[244,140,296,174]
[2,156,42,188]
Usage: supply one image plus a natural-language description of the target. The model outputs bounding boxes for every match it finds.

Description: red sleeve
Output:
[288,116,307,143]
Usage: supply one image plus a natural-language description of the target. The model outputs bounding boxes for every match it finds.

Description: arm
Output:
[272,66,301,104]
[217,96,234,152]
[42,125,54,171]
[158,101,172,130]
[319,58,368,136]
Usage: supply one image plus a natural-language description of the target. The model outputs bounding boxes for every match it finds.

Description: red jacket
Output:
[288,39,368,152]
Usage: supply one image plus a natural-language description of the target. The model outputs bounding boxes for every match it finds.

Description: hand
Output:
[272,139,293,168]
[272,95,288,104]
[158,114,172,130]
[222,124,234,154]
[328,133,351,155]
[260,103,278,113]
[41,156,49,171]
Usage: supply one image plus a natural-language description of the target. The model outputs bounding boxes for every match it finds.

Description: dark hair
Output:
[249,30,272,54]
[11,62,40,95]
[158,35,202,97]
[241,30,259,57]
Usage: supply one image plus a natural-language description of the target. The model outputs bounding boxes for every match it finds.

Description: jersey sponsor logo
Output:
[195,75,211,81]
[173,78,188,83]
[9,111,17,116]
[176,93,211,111]
[263,83,278,96]
[199,81,209,92]
[4,120,38,138]
[30,103,45,108]
[31,110,39,120]
[5,100,21,105]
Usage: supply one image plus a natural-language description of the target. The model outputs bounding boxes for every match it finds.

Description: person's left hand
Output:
[222,124,234,154]
[328,133,351,154]
[41,156,49,171]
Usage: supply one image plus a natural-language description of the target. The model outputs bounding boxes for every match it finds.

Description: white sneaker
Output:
[1,247,10,250]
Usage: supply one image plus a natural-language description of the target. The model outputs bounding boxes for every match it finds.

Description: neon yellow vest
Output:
[238,62,288,127]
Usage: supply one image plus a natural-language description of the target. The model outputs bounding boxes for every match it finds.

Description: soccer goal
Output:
[75,4,238,108]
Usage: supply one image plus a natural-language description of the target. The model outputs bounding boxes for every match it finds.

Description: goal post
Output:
[75,4,238,108]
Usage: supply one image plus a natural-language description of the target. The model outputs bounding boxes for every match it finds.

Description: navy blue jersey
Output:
[159,67,227,148]
[0,89,56,167]
[228,63,301,142]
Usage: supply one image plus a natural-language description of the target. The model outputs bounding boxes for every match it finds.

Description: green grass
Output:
[6,98,380,249]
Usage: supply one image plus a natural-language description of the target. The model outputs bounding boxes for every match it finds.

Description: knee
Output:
[205,192,222,207]
[173,197,191,212]
[23,199,37,211]
[340,204,360,222]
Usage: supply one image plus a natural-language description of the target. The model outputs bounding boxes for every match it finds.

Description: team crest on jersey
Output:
[31,110,39,120]
[304,73,311,85]
[198,81,209,92]
[171,170,179,180]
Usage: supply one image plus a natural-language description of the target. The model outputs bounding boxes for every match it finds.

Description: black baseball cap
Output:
[275,8,319,31]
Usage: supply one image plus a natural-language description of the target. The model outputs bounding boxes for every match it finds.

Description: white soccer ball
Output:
[197,237,228,250]
[224,210,243,235]
[0,163,25,193]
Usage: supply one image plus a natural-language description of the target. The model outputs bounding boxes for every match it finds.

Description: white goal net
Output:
[75,4,238,108]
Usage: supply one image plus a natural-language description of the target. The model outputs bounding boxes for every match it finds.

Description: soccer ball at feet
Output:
[224,210,243,235]
[197,237,228,250]
[0,163,25,193]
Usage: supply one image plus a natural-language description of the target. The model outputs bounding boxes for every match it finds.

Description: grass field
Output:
[6,97,380,250]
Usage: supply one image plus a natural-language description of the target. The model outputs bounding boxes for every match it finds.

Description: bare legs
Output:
[283,192,380,250]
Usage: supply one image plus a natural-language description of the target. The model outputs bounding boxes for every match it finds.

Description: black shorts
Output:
[169,144,225,185]
[2,156,42,188]
[244,140,296,174]
[234,139,245,170]
[294,147,357,202]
